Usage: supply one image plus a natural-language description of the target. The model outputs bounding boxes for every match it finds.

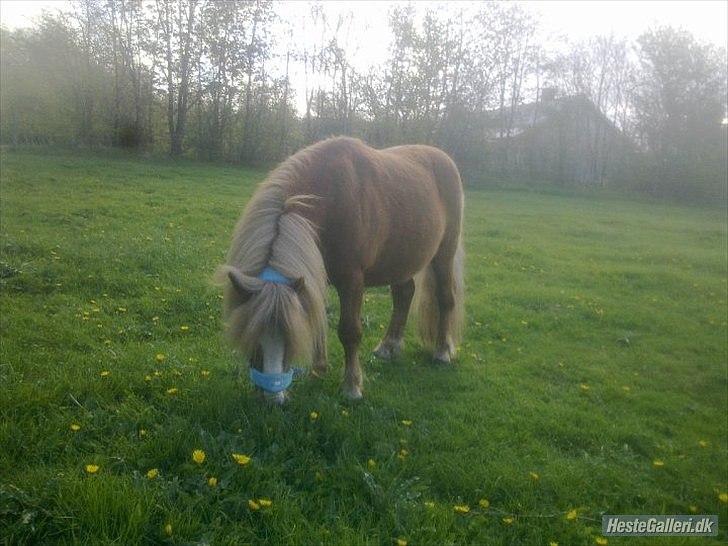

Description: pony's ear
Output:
[228,269,254,303]
[291,277,305,293]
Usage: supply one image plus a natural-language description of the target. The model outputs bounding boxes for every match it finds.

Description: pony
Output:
[217,136,464,403]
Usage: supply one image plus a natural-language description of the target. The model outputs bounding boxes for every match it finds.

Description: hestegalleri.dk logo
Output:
[602,515,718,536]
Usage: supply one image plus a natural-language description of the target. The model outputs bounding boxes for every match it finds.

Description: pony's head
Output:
[217,197,328,404]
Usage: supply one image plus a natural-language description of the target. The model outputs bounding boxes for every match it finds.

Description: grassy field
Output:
[1,148,726,545]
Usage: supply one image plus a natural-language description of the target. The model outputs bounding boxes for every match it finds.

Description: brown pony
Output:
[217,136,464,402]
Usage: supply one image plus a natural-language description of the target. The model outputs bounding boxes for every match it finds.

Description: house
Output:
[481,88,635,186]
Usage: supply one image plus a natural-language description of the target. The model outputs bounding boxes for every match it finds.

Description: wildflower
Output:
[401,419,413,426]
[192,449,206,464]
[719,492,728,503]
[70,423,81,432]
[565,509,578,521]
[367,458,376,470]
[309,411,319,421]
[152,316,159,322]
[453,504,470,514]
[232,453,251,466]
[85,464,100,474]
[698,440,708,448]
[166,387,178,395]
[478,498,490,509]
[117,307,127,312]
[502,516,514,525]
[100,370,110,377]
[146,468,159,480]
[549,542,559,546]
[164,523,173,536]
[652,459,664,468]
[595,538,608,545]
[180,325,189,331]
[201,370,210,378]
[688,505,698,513]
[144,375,152,381]
[315,471,324,481]
[208,476,218,487]
[139,429,147,437]
[341,409,349,417]
[396,539,408,546]
[424,501,435,509]
[155,353,166,363]
[529,471,540,481]
[397,448,409,460]
[622,386,631,392]
[258,498,272,508]
[579,383,590,391]
[248,499,260,511]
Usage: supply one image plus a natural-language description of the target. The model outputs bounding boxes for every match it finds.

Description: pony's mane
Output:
[217,153,328,364]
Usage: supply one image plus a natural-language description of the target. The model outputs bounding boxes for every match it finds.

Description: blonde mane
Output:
[216,156,328,364]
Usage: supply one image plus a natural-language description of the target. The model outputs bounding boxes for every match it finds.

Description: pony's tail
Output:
[413,237,465,354]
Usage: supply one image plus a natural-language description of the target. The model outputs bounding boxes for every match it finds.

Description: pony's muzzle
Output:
[262,389,288,405]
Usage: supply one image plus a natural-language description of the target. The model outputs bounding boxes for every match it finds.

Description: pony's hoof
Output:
[373,339,403,360]
[342,385,363,400]
[373,343,392,360]
[433,350,452,365]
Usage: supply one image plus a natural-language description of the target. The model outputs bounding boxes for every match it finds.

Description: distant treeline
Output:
[1,1,726,201]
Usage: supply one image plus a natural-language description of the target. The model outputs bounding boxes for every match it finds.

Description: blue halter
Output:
[248,266,302,393]
[258,266,293,285]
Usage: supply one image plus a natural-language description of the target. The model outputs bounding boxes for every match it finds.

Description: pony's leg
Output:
[337,273,364,399]
[373,278,415,360]
[431,254,457,364]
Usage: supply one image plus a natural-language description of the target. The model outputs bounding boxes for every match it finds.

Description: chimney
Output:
[541,87,557,103]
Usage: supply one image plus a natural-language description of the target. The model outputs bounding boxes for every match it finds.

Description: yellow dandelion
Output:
[549,542,559,546]
[144,375,152,381]
[397,448,409,460]
[152,316,159,322]
[652,459,664,468]
[201,370,210,378]
[85,464,100,474]
[453,504,470,514]
[100,370,110,377]
[401,419,413,426]
[565,509,578,521]
[166,387,178,395]
[367,458,377,470]
[478,498,490,509]
[719,492,728,503]
[153,370,162,377]
[529,471,540,481]
[258,498,272,508]
[155,353,166,363]
[622,385,631,392]
[208,476,218,487]
[180,325,189,331]
[139,429,147,437]
[192,449,206,464]
[164,523,173,536]
[341,409,349,417]
[70,423,81,432]
[579,383,590,391]
[502,516,514,525]
[698,440,708,448]
[146,468,159,480]
[424,501,435,509]
[232,453,251,466]
[309,411,319,421]
[395,539,408,546]
[688,505,698,513]
[117,307,127,312]
[595,538,608,545]
[248,499,260,511]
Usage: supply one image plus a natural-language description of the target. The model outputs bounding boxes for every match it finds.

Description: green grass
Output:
[1,148,726,545]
